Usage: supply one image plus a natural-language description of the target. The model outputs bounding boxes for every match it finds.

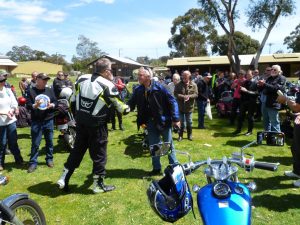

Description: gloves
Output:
[123,105,130,115]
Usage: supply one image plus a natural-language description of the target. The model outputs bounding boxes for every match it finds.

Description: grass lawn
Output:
[1,76,300,225]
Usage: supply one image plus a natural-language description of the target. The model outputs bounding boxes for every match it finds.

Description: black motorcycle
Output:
[0,182,46,224]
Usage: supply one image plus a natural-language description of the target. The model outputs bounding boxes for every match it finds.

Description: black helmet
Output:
[147,164,193,222]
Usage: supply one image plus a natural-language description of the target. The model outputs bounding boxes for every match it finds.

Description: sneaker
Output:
[232,130,241,135]
[284,171,300,179]
[93,176,116,193]
[245,131,252,136]
[0,165,4,171]
[177,136,183,142]
[188,135,193,141]
[119,124,124,131]
[293,179,300,187]
[27,165,37,173]
[148,169,162,176]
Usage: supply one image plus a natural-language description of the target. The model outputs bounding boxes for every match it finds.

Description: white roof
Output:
[105,55,145,66]
[0,56,18,66]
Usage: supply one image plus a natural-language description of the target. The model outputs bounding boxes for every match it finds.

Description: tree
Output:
[72,35,106,71]
[6,45,35,61]
[212,31,260,55]
[284,23,300,52]
[198,0,241,73]
[246,0,295,69]
[168,8,217,57]
[198,0,295,72]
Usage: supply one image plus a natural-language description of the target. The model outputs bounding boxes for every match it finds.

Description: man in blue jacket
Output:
[128,67,180,175]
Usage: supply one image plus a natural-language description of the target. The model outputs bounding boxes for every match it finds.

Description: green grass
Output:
[1,76,300,225]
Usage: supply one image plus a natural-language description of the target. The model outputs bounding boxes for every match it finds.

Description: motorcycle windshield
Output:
[197,182,251,225]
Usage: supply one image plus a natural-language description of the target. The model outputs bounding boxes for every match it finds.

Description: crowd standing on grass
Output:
[2,61,300,195]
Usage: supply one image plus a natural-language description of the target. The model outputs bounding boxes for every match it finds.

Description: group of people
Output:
[1,60,300,193]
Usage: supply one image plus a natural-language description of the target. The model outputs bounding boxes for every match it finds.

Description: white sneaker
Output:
[293,179,300,187]
[284,171,300,179]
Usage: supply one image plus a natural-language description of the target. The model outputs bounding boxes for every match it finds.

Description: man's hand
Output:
[276,95,287,104]
[172,121,180,128]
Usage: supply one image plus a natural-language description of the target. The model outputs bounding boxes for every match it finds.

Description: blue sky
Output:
[0,0,299,63]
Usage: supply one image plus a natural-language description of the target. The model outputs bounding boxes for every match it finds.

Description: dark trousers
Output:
[65,123,108,176]
[292,124,300,175]
[230,98,241,124]
[237,101,255,132]
[110,106,122,128]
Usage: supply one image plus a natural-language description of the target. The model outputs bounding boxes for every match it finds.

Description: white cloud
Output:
[67,0,114,8]
[0,0,66,23]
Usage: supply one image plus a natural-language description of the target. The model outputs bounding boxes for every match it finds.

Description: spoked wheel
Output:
[10,199,46,225]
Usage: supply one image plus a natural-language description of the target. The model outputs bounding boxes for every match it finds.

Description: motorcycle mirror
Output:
[246,181,257,192]
[192,184,201,193]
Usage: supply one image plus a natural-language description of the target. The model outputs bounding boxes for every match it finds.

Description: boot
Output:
[177,129,183,142]
[93,175,116,194]
[57,167,74,191]
[187,127,193,141]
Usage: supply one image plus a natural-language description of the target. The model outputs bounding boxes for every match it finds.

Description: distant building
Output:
[12,61,63,76]
[0,55,18,73]
[88,55,148,80]
[166,53,300,77]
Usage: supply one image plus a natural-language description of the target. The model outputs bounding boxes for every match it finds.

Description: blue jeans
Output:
[147,119,178,170]
[261,104,280,132]
[179,112,192,130]
[197,100,207,128]
[30,119,54,166]
[0,122,23,166]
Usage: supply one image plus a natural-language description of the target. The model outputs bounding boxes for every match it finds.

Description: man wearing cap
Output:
[26,73,57,173]
[196,72,212,129]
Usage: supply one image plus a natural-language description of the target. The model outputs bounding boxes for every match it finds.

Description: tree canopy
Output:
[211,31,260,56]
[168,8,217,57]
[284,23,300,52]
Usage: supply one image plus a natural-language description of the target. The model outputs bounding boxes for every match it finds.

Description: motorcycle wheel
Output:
[10,198,46,225]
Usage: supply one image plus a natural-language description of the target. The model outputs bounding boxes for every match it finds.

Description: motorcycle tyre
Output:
[10,198,46,225]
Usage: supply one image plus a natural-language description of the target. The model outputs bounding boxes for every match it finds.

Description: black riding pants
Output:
[65,123,108,176]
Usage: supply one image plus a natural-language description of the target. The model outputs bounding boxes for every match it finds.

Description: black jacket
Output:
[26,87,57,121]
[261,75,286,110]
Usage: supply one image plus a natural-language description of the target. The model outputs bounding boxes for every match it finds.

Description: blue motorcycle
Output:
[147,132,281,224]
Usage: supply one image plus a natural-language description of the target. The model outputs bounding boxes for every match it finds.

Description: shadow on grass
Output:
[27,174,94,197]
[252,193,300,212]
[17,133,31,139]
[122,134,149,159]
[107,168,149,179]
[225,139,254,148]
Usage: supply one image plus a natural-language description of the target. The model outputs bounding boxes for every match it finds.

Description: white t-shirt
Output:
[0,87,18,126]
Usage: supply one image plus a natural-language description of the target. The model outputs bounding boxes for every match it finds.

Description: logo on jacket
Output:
[81,99,93,108]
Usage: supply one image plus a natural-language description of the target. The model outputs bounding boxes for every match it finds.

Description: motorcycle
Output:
[147,131,281,224]
[0,176,46,224]
[55,88,76,150]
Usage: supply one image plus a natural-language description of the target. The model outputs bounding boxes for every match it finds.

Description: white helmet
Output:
[59,87,73,99]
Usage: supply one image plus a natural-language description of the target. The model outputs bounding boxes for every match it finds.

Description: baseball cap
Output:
[36,73,51,80]
[0,69,9,76]
[0,74,7,82]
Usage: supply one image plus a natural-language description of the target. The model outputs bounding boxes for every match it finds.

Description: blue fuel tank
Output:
[197,182,251,225]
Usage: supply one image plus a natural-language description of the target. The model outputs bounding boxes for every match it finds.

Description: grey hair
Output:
[94,58,111,73]
[139,67,153,79]
[272,65,282,75]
